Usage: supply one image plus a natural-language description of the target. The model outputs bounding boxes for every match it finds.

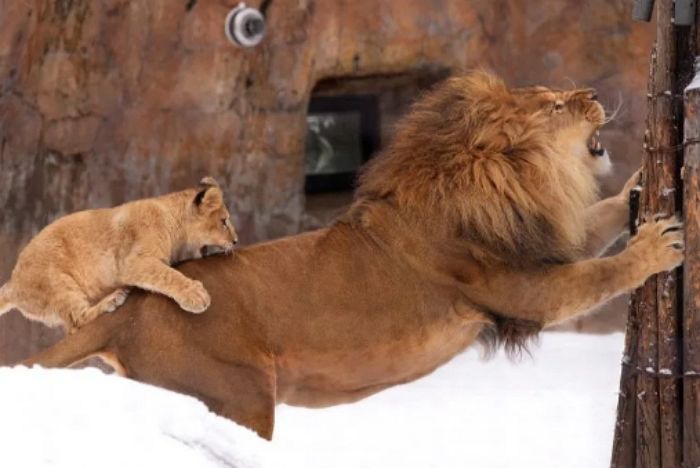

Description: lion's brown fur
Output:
[21,71,683,440]
[476,311,542,358]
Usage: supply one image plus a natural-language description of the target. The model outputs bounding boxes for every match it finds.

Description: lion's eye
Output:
[221,219,227,229]
[553,101,565,112]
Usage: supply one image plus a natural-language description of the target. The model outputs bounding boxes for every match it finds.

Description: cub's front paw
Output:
[627,217,684,275]
[177,280,211,314]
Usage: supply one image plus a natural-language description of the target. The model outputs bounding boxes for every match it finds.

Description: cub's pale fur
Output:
[0,177,238,332]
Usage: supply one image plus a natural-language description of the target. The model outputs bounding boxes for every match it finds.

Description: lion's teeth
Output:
[595,130,600,137]
[595,141,602,150]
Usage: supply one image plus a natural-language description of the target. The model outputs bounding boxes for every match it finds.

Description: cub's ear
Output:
[194,186,224,211]
[199,176,219,188]
[194,176,223,209]
[194,187,208,207]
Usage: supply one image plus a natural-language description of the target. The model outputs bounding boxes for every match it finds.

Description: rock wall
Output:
[0,0,653,362]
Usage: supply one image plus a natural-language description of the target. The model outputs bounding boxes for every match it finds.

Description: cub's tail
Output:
[0,282,14,317]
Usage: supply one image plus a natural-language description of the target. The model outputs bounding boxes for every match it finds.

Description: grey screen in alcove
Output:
[305,112,363,175]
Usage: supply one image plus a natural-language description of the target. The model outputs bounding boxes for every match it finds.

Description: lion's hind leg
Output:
[124,348,277,439]
[213,364,277,440]
[184,359,276,440]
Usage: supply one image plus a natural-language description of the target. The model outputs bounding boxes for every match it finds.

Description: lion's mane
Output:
[355,71,598,267]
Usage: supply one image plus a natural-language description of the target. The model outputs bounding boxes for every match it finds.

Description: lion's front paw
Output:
[176,280,211,314]
[627,216,684,276]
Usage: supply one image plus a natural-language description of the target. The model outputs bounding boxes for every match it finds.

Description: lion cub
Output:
[0,177,238,332]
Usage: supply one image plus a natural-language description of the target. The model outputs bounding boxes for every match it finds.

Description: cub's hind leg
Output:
[71,288,131,329]
[7,272,110,331]
[43,280,127,332]
[41,286,92,332]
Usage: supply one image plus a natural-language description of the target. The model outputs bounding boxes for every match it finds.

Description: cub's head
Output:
[512,84,611,176]
[186,176,238,258]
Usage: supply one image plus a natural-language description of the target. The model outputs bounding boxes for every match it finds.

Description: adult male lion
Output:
[22,71,683,439]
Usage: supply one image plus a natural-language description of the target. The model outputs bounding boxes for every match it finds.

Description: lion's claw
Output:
[628,216,684,275]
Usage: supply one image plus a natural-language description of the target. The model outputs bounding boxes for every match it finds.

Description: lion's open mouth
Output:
[587,129,605,157]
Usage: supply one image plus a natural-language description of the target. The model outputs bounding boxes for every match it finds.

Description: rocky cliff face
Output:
[0,0,653,361]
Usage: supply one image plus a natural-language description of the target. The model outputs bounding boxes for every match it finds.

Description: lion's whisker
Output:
[604,92,624,124]
[563,77,578,90]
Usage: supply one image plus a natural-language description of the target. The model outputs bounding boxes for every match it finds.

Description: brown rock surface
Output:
[0,0,653,362]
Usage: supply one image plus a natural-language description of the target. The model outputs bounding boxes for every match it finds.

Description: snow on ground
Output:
[0,331,624,468]
[273,331,625,468]
[0,366,270,468]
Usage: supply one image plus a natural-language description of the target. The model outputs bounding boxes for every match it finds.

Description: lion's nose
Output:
[577,88,597,101]
[233,237,239,245]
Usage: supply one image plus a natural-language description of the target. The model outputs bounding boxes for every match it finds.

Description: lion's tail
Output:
[0,282,14,317]
[19,313,121,369]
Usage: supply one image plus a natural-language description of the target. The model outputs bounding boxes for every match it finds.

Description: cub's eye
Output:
[221,218,227,229]
[553,100,565,112]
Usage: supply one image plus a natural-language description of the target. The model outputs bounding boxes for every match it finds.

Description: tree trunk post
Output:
[683,58,700,467]
[612,0,695,466]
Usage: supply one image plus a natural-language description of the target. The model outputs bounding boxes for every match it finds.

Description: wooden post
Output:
[612,0,694,466]
[683,59,700,468]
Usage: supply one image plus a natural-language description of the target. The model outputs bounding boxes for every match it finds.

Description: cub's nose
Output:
[233,237,239,245]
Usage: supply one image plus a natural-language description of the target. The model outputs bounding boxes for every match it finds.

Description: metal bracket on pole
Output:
[633,0,655,21]
[675,0,696,26]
